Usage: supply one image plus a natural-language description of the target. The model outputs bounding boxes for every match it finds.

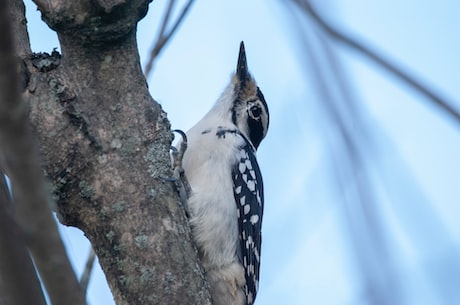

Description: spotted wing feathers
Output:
[232,141,264,305]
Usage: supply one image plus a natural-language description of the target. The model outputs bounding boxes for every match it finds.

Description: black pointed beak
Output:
[237,41,249,81]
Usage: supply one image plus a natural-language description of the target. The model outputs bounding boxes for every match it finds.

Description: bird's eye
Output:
[250,105,262,118]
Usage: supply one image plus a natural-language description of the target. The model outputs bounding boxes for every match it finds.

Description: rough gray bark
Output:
[6,0,211,304]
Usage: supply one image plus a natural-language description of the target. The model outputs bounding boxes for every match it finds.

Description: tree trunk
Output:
[11,0,211,304]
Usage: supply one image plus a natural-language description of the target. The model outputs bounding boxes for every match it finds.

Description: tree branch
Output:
[0,1,86,305]
[157,0,177,40]
[80,247,96,295]
[7,0,31,57]
[291,0,460,125]
[25,1,211,304]
[144,0,196,78]
[0,175,47,305]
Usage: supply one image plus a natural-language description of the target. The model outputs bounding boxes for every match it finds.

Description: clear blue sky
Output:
[25,1,460,304]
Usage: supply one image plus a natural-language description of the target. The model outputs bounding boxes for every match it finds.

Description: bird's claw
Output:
[169,129,191,216]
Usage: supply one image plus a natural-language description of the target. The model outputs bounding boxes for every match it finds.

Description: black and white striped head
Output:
[231,42,269,150]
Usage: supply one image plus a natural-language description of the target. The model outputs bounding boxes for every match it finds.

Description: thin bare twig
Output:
[144,0,196,79]
[0,1,86,305]
[286,2,460,302]
[80,247,96,294]
[290,0,460,125]
[157,0,177,40]
[286,7,401,303]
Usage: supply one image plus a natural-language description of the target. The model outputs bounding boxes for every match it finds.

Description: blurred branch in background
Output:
[284,0,460,304]
[0,1,86,304]
[80,247,96,295]
[144,0,196,79]
[286,5,401,304]
[0,174,47,305]
[290,0,460,126]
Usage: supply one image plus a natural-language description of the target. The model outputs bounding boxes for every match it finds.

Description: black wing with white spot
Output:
[232,139,264,305]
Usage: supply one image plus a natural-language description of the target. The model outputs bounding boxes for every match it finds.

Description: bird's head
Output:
[229,41,269,150]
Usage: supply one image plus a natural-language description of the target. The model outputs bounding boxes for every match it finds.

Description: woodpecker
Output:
[179,42,269,305]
